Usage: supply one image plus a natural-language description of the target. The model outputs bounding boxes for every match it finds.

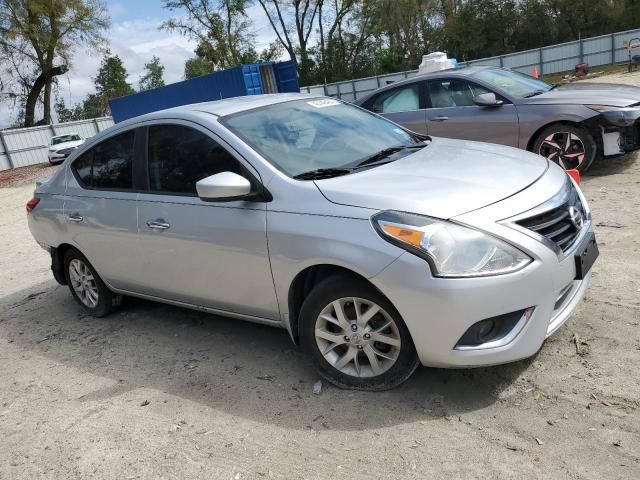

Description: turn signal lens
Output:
[381,224,424,248]
[26,197,40,214]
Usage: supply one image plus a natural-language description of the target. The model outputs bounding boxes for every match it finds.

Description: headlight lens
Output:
[587,105,640,127]
[373,211,531,277]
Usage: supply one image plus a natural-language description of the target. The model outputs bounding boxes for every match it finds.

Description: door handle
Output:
[146,219,171,230]
[67,213,83,222]
[430,116,449,122]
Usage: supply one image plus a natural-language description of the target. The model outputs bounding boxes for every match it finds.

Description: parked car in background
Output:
[27,94,597,390]
[48,133,84,164]
[356,66,640,172]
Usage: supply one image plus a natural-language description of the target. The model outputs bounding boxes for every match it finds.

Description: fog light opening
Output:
[455,307,534,350]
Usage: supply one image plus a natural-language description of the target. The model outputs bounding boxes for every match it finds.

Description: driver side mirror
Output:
[473,92,503,107]
[196,172,254,202]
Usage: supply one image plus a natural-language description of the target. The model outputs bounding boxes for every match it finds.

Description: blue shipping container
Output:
[109,60,300,123]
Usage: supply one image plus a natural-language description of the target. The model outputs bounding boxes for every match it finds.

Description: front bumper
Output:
[369,165,595,368]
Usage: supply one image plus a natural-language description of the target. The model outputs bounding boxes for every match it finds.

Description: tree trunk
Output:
[23,65,68,127]
[43,79,52,124]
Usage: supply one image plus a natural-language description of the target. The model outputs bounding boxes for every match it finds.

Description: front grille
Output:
[516,182,585,253]
[57,147,75,155]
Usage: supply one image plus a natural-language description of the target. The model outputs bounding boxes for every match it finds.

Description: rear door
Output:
[64,129,140,291]
[365,81,429,134]
[425,77,520,146]
[135,122,279,320]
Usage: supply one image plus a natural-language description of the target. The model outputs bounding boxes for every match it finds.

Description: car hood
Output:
[523,82,640,107]
[314,137,549,219]
[50,140,83,151]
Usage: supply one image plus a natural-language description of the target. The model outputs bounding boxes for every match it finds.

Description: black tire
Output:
[63,248,122,317]
[299,274,420,391]
[532,123,597,172]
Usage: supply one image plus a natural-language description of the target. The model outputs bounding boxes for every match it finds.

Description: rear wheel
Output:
[532,124,597,172]
[64,249,121,317]
[299,275,419,391]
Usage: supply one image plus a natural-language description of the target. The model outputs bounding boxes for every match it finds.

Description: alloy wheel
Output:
[538,131,586,170]
[314,297,401,378]
[69,258,99,308]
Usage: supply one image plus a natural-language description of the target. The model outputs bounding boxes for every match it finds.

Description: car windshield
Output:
[471,68,552,98]
[222,98,421,177]
[51,134,81,145]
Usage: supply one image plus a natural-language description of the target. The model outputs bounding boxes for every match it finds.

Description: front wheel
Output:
[299,275,419,391]
[532,124,597,172]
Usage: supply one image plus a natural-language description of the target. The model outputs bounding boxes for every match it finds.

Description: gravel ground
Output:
[1,77,640,479]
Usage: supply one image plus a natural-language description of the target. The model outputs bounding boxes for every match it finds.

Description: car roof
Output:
[355,65,498,103]
[158,93,322,118]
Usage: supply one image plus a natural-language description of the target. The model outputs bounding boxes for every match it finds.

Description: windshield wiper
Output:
[293,168,355,180]
[355,143,426,168]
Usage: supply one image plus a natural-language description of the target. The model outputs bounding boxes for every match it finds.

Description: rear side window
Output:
[72,131,134,190]
[147,124,242,195]
[370,84,421,114]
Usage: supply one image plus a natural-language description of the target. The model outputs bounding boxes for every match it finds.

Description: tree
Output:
[257,0,320,84]
[95,52,134,99]
[0,0,109,126]
[139,56,165,91]
[161,0,255,71]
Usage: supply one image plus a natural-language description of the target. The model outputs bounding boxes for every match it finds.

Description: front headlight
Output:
[372,211,531,278]
[587,105,640,127]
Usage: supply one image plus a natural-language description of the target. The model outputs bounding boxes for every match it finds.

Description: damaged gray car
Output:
[357,66,640,172]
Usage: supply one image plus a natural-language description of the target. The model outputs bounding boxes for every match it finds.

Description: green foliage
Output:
[139,56,166,91]
[0,0,109,126]
[94,52,135,100]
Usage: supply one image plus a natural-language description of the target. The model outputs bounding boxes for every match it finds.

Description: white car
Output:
[48,133,85,165]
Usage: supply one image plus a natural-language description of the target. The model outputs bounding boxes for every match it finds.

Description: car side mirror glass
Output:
[473,92,503,107]
[196,172,253,201]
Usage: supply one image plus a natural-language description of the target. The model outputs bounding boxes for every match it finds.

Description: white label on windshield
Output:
[307,99,340,108]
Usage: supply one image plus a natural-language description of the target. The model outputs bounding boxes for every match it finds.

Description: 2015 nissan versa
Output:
[27,94,599,390]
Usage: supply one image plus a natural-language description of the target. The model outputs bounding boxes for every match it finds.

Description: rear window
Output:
[72,131,134,190]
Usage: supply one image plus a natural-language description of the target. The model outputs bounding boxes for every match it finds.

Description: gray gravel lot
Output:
[1,76,639,479]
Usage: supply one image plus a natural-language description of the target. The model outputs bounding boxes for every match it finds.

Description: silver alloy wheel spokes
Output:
[69,259,99,308]
[539,132,586,170]
[315,297,401,378]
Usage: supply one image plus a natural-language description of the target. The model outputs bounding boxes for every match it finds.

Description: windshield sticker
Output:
[307,99,340,108]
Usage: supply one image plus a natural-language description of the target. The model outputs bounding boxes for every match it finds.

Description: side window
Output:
[370,84,421,114]
[147,124,243,195]
[427,79,490,108]
[72,130,134,190]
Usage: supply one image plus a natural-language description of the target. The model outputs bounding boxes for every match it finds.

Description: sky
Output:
[0,0,278,127]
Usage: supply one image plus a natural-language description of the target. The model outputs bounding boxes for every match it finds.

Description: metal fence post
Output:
[579,37,584,64]
[611,33,616,64]
[351,80,357,100]
[499,56,504,68]
[0,130,14,169]
[539,48,544,75]
[50,124,57,137]
[93,117,101,134]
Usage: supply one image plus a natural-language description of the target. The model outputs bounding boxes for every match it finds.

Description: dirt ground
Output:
[1,78,640,480]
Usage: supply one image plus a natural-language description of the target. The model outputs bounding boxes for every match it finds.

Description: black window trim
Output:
[141,120,272,202]
[70,128,139,193]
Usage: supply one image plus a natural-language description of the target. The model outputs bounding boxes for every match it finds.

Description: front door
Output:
[134,122,279,320]
[425,78,520,147]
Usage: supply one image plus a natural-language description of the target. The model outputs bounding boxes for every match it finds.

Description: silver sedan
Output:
[27,94,598,390]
